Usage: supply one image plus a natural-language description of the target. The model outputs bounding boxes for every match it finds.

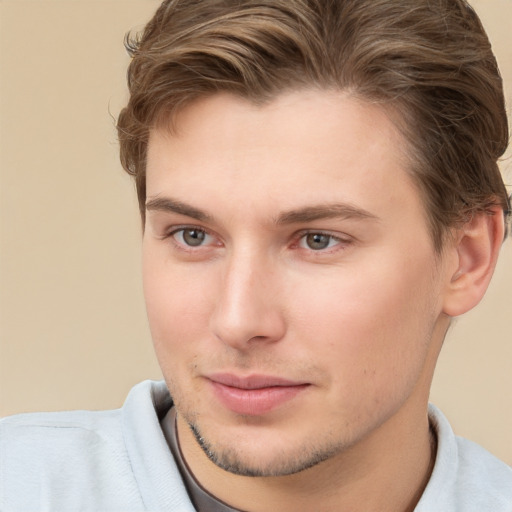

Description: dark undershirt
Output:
[161,407,244,512]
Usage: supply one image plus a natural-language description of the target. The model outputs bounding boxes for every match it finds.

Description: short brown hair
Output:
[117,0,510,248]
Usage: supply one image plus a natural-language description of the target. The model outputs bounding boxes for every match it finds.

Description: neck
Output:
[177,397,437,512]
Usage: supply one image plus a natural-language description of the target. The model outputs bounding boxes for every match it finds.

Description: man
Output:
[1,0,511,511]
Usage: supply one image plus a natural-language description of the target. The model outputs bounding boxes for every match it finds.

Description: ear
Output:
[442,208,505,317]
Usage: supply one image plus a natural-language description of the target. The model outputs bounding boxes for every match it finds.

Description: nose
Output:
[209,250,287,350]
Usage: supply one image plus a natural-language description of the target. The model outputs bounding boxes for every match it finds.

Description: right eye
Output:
[172,228,213,247]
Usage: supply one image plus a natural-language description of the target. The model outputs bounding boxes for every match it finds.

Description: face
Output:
[143,90,449,477]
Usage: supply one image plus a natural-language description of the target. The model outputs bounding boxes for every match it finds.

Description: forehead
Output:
[145,90,425,230]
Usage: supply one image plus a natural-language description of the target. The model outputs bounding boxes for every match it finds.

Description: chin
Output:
[185,415,348,478]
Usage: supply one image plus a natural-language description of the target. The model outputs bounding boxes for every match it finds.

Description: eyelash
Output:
[294,230,350,253]
[166,226,218,252]
[164,226,352,254]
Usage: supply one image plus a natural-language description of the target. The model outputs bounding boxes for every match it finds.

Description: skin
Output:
[142,90,503,511]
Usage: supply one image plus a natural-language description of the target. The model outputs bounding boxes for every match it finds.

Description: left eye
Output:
[172,228,212,247]
[299,233,340,251]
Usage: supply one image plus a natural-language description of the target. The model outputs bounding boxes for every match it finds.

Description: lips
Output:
[206,373,310,416]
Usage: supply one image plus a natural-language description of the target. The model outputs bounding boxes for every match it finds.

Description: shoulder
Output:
[0,380,174,512]
[0,406,122,441]
[416,404,512,512]
[0,406,128,471]
[453,435,512,508]
[0,380,171,452]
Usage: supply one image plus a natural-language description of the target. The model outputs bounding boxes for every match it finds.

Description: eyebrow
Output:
[145,197,212,222]
[275,204,379,225]
[146,196,379,225]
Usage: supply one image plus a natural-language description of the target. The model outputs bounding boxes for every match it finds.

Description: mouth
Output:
[206,373,311,416]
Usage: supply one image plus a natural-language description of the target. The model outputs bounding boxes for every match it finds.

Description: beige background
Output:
[0,0,511,465]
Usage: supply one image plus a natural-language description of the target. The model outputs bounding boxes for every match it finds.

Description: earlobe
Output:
[442,208,505,317]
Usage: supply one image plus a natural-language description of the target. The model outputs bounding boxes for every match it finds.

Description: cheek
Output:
[288,251,440,391]
[142,251,216,361]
